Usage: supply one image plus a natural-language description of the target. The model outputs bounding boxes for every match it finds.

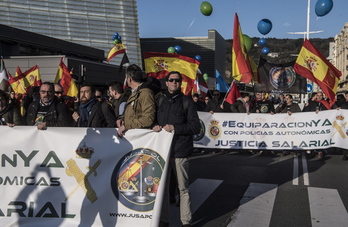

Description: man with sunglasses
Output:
[54,83,64,100]
[206,90,224,113]
[153,71,200,227]
[26,82,72,130]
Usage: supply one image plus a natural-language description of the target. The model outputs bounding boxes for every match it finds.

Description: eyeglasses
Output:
[213,94,219,96]
[55,91,63,95]
[205,98,209,100]
[40,90,53,94]
[168,78,181,83]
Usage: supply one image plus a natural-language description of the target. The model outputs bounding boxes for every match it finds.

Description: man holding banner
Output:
[153,71,200,227]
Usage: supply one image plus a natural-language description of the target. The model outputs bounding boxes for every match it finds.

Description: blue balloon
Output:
[262,47,270,55]
[194,55,201,61]
[257,19,272,35]
[315,0,333,17]
[114,32,119,37]
[174,45,182,53]
[258,38,267,46]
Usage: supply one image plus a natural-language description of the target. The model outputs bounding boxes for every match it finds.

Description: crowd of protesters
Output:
[2,72,348,139]
[2,64,348,226]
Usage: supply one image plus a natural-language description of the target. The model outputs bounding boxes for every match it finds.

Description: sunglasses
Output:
[168,78,181,83]
[55,91,63,95]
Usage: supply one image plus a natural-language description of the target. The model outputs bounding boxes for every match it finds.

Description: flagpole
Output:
[221,80,234,103]
[306,0,310,40]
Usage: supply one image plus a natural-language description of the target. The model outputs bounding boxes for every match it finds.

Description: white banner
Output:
[194,109,348,150]
[0,127,173,227]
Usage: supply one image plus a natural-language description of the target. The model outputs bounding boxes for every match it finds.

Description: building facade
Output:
[0,0,141,66]
[333,22,348,93]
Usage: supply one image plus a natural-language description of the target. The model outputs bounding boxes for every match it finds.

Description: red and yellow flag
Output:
[9,67,24,94]
[24,65,42,88]
[9,65,41,94]
[144,52,200,95]
[294,39,342,106]
[55,57,78,97]
[232,13,254,84]
[106,43,126,62]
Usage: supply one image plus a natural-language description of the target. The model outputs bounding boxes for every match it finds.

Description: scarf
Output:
[164,89,181,100]
[79,98,96,127]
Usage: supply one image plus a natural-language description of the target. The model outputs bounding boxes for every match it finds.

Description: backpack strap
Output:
[156,93,189,117]
[182,95,189,117]
[156,94,165,109]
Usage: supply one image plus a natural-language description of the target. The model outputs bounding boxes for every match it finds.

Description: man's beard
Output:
[80,97,89,104]
[42,96,52,104]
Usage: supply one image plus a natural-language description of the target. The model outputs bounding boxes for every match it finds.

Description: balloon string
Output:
[183,17,196,37]
[175,17,196,46]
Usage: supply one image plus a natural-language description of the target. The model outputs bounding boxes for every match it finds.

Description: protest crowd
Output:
[1,60,348,226]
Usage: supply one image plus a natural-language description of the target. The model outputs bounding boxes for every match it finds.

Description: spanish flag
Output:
[24,65,42,88]
[232,13,254,84]
[55,57,78,97]
[9,65,41,94]
[294,39,341,106]
[9,67,25,94]
[106,43,126,62]
[144,52,200,95]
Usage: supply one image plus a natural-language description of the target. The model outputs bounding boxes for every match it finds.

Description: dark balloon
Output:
[315,0,333,17]
[262,47,270,55]
[174,45,182,53]
[194,55,201,61]
[258,38,267,46]
[257,19,272,35]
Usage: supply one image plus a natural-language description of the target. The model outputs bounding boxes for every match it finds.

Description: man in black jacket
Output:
[252,91,275,114]
[153,71,200,227]
[26,82,72,130]
[72,84,116,127]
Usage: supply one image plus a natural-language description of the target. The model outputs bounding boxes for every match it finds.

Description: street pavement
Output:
[168,149,348,227]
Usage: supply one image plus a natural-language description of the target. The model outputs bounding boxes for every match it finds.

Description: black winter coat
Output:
[156,93,200,158]
[26,97,72,127]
